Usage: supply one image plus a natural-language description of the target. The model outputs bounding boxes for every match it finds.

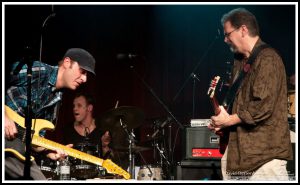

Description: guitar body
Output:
[216,129,229,154]
[5,105,55,161]
[4,105,131,179]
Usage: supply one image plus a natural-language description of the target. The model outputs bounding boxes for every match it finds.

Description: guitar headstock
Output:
[207,76,221,98]
[102,159,131,180]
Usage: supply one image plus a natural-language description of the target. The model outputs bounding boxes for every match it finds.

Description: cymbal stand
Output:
[150,119,160,162]
[155,143,170,167]
[149,119,171,179]
[119,118,136,179]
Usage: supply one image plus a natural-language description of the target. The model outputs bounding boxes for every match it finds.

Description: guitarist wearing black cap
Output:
[5,48,96,180]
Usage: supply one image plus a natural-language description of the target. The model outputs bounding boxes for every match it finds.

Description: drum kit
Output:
[39,106,167,180]
[39,142,106,180]
[71,142,101,179]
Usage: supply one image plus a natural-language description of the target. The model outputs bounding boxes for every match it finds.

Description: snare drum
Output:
[71,142,100,180]
[137,165,163,180]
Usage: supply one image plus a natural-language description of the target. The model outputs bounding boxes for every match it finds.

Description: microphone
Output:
[116,53,138,60]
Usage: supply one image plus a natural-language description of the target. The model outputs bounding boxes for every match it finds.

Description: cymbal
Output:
[97,106,144,130]
[114,145,151,153]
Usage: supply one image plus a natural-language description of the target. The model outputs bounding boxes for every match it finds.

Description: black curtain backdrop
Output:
[4,4,296,166]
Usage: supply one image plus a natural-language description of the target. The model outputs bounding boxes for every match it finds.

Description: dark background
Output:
[4,4,296,168]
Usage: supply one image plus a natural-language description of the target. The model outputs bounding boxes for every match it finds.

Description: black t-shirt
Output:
[62,123,105,157]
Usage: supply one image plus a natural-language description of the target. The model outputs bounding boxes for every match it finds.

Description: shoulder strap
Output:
[223,44,270,112]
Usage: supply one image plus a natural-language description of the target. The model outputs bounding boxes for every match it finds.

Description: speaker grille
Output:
[183,127,221,159]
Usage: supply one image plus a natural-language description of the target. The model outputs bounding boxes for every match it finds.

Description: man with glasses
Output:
[208,8,292,181]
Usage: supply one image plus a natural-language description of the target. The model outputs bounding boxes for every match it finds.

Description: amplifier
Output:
[175,159,222,180]
[190,119,211,127]
[183,127,222,159]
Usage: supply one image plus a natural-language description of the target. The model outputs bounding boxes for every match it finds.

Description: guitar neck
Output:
[5,105,130,179]
[211,96,221,115]
[32,135,104,166]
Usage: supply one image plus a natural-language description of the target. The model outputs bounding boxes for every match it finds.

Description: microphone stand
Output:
[129,65,183,180]
[23,47,33,179]
[172,33,220,105]
[23,8,55,179]
[119,118,136,179]
[39,11,56,62]
[129,65,183,129]
[191,73,201,118]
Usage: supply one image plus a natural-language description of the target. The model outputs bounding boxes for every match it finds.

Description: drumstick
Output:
[114,100,119,109]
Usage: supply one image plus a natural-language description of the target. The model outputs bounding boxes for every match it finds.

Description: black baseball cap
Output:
[64,48,96,75]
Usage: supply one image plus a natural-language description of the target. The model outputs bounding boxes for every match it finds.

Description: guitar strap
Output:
[223,44,270,113]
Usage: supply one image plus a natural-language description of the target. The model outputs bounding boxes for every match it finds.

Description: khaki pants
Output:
[5,156,46,180]
[221,148,289,181]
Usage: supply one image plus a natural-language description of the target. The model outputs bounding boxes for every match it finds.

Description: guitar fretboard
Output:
[32,135,104,166]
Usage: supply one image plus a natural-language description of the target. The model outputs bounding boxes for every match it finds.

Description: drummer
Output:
[62,92,113,160]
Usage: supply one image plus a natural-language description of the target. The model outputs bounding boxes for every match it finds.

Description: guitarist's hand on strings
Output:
[46,144,73,161]
[209,106,241,133]
[5,113,17,140]
[208,106,228,132]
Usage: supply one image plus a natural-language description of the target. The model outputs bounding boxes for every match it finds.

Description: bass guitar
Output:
[4,105,130,180]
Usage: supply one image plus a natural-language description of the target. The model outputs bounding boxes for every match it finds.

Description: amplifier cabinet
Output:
[183,127,222,159]
[175,159,222,180]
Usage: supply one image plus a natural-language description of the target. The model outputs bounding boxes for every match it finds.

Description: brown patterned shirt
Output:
[226,39,293,174]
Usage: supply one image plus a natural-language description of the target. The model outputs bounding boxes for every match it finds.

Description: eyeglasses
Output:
[224,28,239,38]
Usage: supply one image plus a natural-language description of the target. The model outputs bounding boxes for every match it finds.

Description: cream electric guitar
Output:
[4,105,130,180]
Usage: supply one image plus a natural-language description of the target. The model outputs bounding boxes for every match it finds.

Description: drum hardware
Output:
[40,158,58,180]
[97,166,107,177]
[71,142,100,180]
[119,59,184,179]
[98,105,145,179]
[145,118,168,159]
[118,118,137,179]
[97,105,145,179]
[155,143,170,166]
[127,61,184,179]
[140,117,173,180]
